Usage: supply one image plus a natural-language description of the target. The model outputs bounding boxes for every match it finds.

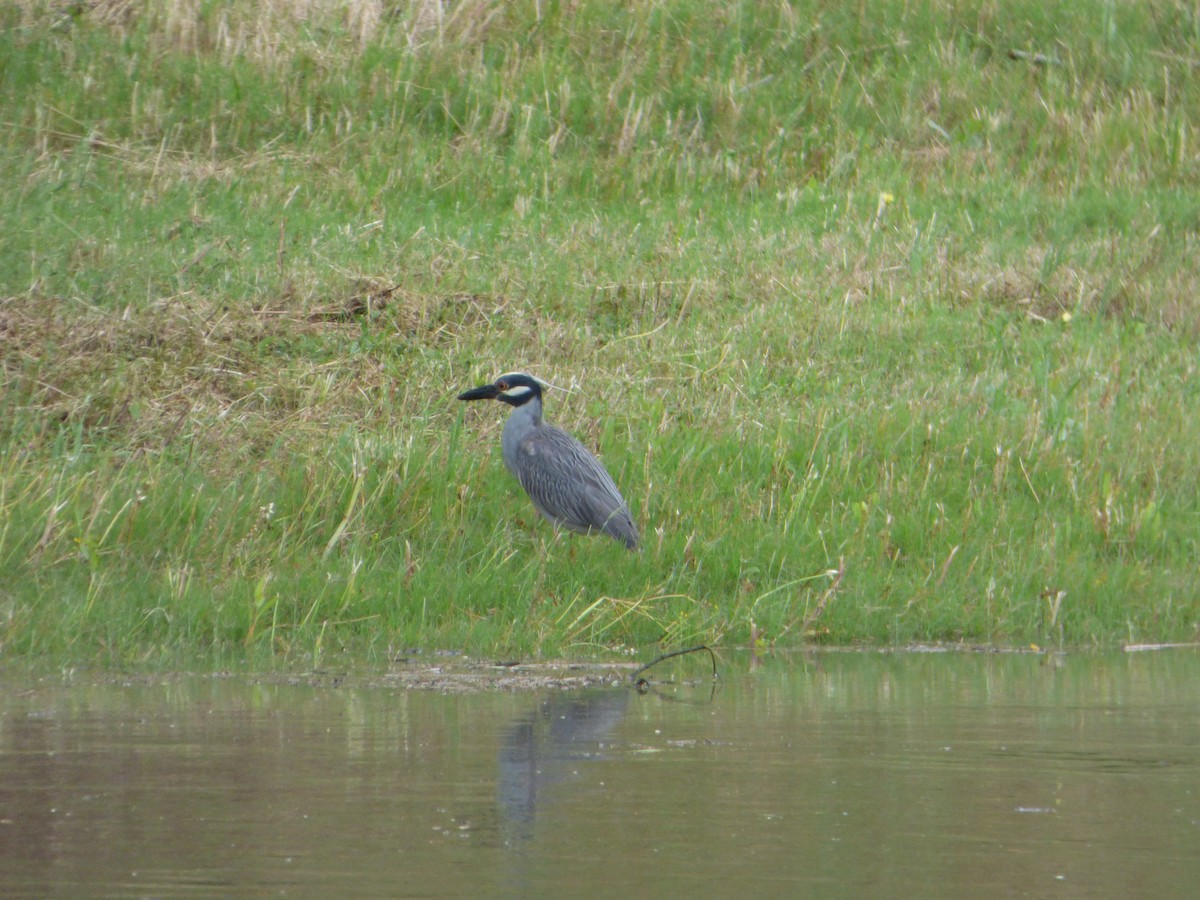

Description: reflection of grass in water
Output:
[2,1,1198,666]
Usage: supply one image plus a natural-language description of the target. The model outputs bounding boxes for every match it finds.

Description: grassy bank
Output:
[2,0,1198,667]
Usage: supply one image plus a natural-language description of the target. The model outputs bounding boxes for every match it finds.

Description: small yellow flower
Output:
[872,192,895,228]
[1061,311,1072,323]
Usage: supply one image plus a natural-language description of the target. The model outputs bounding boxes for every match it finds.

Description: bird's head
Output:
[457,372,545,408]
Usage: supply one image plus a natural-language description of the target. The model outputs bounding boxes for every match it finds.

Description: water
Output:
[2,650,1198,897]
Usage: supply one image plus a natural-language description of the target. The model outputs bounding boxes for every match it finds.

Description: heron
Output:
[457,372,640,550]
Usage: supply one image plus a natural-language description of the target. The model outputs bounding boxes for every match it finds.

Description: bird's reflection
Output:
[497,690,630,845]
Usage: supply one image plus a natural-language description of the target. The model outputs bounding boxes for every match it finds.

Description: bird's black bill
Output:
[457,384,499,401]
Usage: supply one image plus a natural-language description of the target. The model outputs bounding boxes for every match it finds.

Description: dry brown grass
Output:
[24,0,506,59]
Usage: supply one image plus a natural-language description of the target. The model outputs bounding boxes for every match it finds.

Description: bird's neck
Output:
[511,397,542,427]
[500,397,542,476]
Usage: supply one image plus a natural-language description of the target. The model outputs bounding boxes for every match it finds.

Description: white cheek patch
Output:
[501,385,536,401]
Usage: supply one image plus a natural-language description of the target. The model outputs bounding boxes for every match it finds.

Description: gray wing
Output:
[513,426,640,550]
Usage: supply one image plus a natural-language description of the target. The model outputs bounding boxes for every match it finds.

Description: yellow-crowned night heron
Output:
[457,372,640,550]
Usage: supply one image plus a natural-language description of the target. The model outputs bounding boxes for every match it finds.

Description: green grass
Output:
[2,0,1198,668]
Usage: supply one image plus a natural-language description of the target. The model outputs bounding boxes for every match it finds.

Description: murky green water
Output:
[2,650,1198,897]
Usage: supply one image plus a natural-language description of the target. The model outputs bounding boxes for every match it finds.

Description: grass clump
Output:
[1,0,1198,668]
